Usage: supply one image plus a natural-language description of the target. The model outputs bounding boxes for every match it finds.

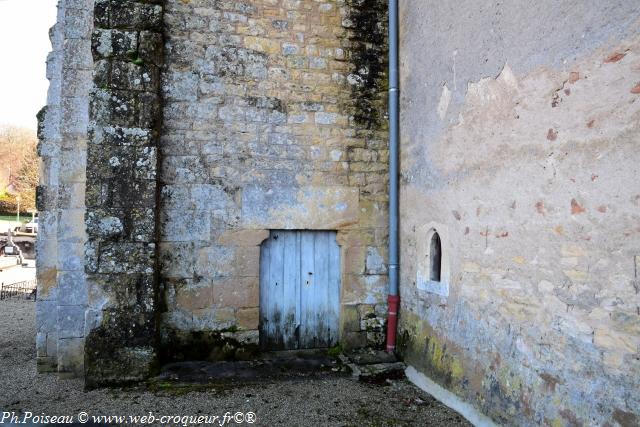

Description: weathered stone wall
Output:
[36,0,93,377]
[398,1,640,425]
[83,0,164,387]
[38,0,388,382]
[36,0,65,374]
[159,0,389,359]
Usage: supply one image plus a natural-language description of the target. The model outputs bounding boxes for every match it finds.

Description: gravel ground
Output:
[0,301,471,426]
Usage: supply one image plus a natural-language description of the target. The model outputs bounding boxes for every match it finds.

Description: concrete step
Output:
[339,348,406,382]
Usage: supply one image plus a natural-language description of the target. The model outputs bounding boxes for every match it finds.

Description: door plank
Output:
[299,231,316,348]
[327,232,341,346]
[281,230,299,349]
[259,234,270,350]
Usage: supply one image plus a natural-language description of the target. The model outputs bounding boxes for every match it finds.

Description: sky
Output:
[0,0,58,130]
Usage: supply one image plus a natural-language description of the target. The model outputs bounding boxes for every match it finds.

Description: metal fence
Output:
[0,279,37,301]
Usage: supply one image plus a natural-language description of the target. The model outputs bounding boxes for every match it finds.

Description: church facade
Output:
[37,0,639,425]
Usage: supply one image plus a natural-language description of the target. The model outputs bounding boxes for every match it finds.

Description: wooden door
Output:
[259,230,340,350]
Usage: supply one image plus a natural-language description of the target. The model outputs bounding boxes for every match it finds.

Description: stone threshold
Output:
[339,348,406,382]
[155,349,349,385]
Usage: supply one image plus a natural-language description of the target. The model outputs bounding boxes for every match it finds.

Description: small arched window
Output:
[430,232,442,282]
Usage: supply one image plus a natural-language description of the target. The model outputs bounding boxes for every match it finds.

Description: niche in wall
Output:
[430,232,442,282]
[416,223,450,297]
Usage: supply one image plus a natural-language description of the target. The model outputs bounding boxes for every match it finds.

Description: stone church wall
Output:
[158,0,389,361]
[36,0,390,384]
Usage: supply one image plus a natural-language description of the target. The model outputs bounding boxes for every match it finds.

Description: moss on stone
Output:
[159,329,260,364]
[398,311,468,393]
[345,0,388,129]
[399,311,535,425]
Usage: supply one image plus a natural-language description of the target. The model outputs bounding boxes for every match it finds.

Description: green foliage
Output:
[0,215,27,223]
[327,343,344,358]
[0,192,19,216]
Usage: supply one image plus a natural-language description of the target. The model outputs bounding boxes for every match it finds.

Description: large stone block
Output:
[138,31,163,66]
[90,124,152,147]
[217,229,269,246]
[194,245,236,279]
[342,304,361,333]
[159,242,198,279]
[110,2,163,32]
[57,338,85,378]
[343,331,367,349]
[160,209,211,242]
[241,185,360,229]
[237,307,259,330]
[63,38,93,70]
[36,299,58,332]
[58,270,88,306]
[89,89,137,127]
[213,276,259,309]
[57,305,86,339]
[57,241,86,271]
[176,281,214,311]
[64,7,93,40]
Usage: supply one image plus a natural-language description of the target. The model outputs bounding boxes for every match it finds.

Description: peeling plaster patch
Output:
[429,42,640,175]
[437,84,452,120]
[363,275,387,304]
[366,247,387,274]
[465,64,519,106]
[498,64,518,89]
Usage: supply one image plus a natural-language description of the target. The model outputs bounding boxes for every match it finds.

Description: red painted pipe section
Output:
[386,294,400,353]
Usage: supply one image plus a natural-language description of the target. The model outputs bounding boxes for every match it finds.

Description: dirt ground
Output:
[0,300,471,426]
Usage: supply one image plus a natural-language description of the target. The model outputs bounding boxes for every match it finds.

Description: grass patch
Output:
[0,215,27,223]
[327,343,344,358]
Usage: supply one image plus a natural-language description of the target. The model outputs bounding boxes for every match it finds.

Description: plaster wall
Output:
[398,1,640,425]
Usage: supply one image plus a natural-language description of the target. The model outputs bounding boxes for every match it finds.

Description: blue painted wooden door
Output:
[259,230,341,350]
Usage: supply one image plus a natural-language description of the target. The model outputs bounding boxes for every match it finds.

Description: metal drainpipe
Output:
[386,0,400,353]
